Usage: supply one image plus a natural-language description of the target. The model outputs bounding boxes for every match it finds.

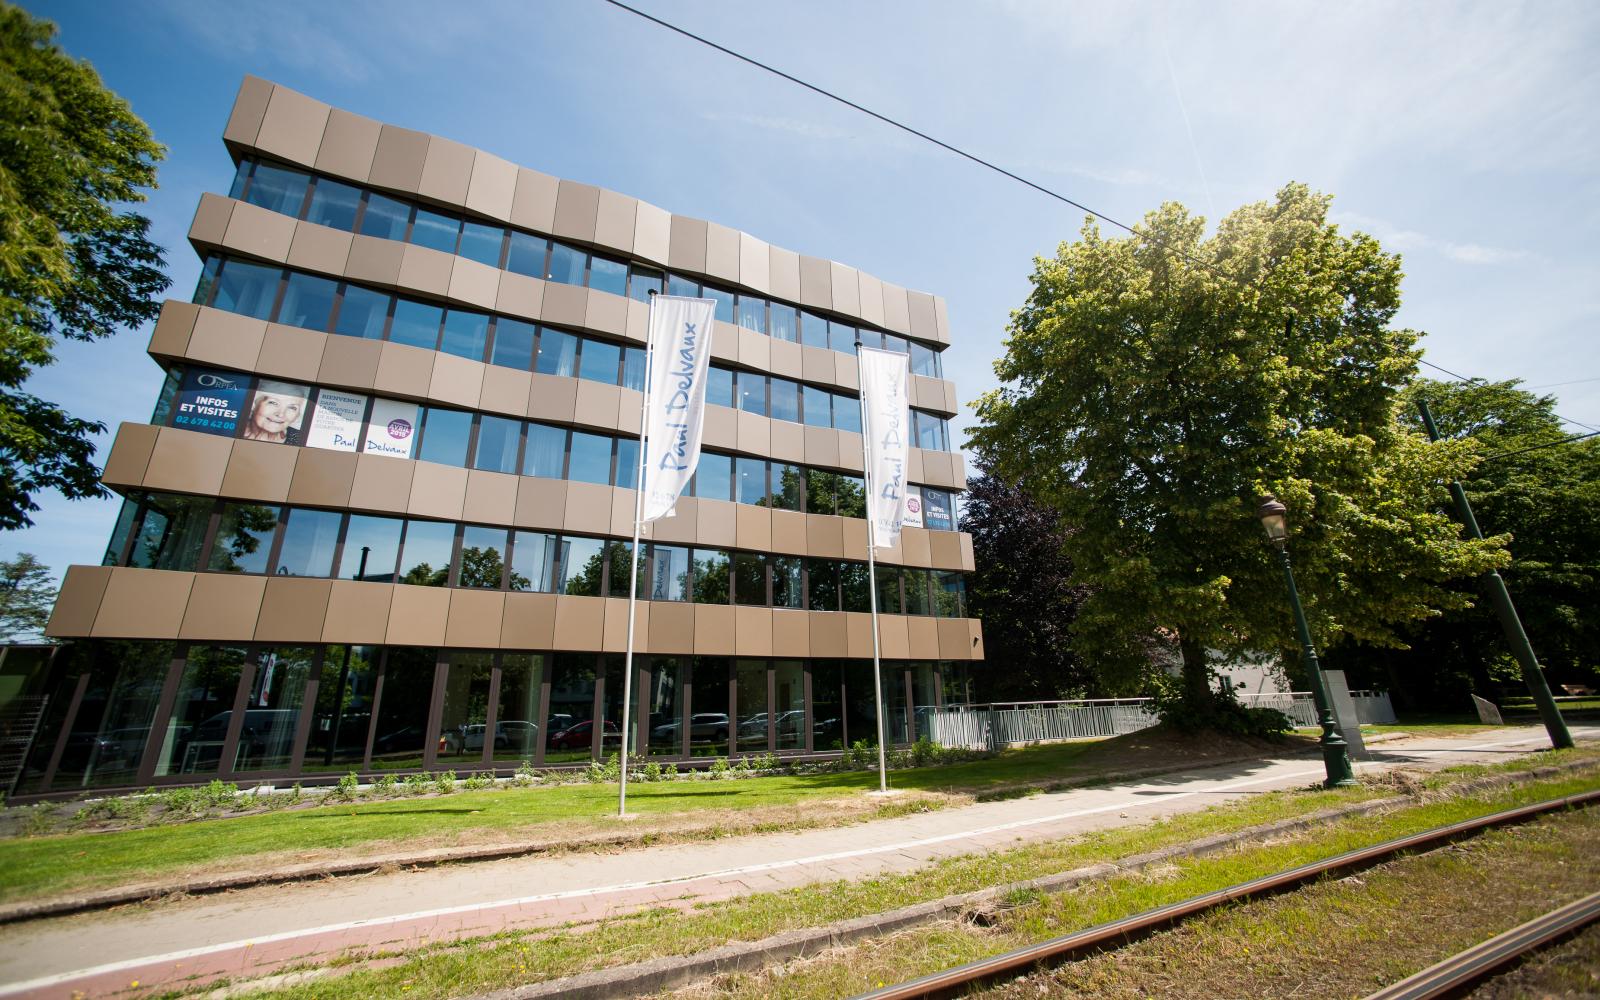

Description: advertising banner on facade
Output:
[363,397,418,459]
[640,295,717,522]
[858,346,910,549]
[903,490,925,529]
[306,389,369,452]
[240,380,310,445]
[171,368,247,437]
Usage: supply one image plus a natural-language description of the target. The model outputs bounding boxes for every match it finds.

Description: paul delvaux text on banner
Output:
[858,346,911,549]
[640,295,717,522]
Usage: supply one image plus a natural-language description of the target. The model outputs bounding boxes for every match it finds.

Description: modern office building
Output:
[16,77,982,795]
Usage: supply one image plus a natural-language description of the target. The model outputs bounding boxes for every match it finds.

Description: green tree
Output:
[0,551,54,640]
[0,5,169,530]
[970,183,1506,721]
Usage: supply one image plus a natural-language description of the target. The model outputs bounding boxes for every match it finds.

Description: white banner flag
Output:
[640,295,717,522]
[858,346,911,549]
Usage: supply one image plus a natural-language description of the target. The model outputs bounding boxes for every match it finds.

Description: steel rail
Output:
[850,788,1600,1000]
[1362,890,1600,999]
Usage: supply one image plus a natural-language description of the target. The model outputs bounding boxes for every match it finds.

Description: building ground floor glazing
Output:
[12,639,974,797]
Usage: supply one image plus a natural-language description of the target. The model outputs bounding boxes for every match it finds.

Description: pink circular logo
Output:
[386,418,413,440]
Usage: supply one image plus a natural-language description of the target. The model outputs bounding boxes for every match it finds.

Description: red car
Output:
[546,719,619,750]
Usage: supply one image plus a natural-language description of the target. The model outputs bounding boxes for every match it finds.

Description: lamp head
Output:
[1257,495,1289,545]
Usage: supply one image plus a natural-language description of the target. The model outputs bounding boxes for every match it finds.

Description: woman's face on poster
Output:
[251,391,303,436]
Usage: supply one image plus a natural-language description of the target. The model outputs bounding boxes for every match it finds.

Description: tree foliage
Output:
[961,466,1096,700]
[0,4,168,529]
[970,183,1506,713]
[0,551,54,640]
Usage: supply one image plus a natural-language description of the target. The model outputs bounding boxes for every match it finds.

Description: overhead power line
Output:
[600,0,1593,429]
[1480,429,1600,463]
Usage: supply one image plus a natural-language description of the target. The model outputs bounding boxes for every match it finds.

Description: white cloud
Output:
[1333,211,1533,266]
[698,111,855,142]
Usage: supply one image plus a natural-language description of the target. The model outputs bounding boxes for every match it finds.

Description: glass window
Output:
[692,549,730,604]
[694,452,733,501]
[193,256,221,306]
[916,411,946,451]
[703,286,735,325]
[400,519,455,586]
[667,274,700,297]
[418,407,472,466]
[506,231,548,278]
[209,503,279,574]
[621,346,645,392]
[650,545,690,602]
[410,207,460,253]
[578,338,621,385]
[535,327,578,377]
[859,329,884,351]
[811,660,843,751]
[736,294,766,334]
[440,309,489,361]
[458,525,509,588]
[605,540,640,598]
[772,556,803,609]
[228,159,251,200]
[910,341,935,377]
[154,645,246,776]
[274,508,342,577]
[707,367,734,409]
[736,659,768,753]
[510,531,558,592]
[458,221,504,268]
[545,653,597,763]
[474,415,522,474]
[491,318,537,370]
[774,660,804,750]
[104,496,141,566]
[688,656,730,757]
[371,646,436,768]
[883,334,908,356]
[437,652,493,764]
[547,242,585,285]
[904,568,933,616]
[935,571,965,618]
[801,311,829,350]
[645,657,683,757]
[557,535,606,596]
[834,393,862,433]
[733,552,765,606]
[807,559,839,611]
[62,641,173,789]
[589,256,628,297]
[769,303,797,342]
[388,299,443,350]
[841,562,871,612]
[339,515,402,582]
[805,471,836,516]
[304,644,376,771]
[523,424,567,478]
[737,370,766,416]
[771,464,803,511]
[568,430,613,485]
[235,646,314,773]
[837,475,867,519]
[150,368,181,427]
[128,494,212,571]
[615,436,639,490]
[802,385,832,428]
[334,284,390,340]
[770,378,799,423]
[922,487,954,531]
[359,192,410,241]
[628,266,663,303]
[494,654,545,762]
[736,457,767,506]
[243,163,308,217]
[278,273,336,331]
[305,178,361,231]
[212,259,280,319]
[829,320,857,354]
[875,565,903,615]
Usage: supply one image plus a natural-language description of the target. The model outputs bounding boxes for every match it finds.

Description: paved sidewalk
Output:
[0,724,1591,999]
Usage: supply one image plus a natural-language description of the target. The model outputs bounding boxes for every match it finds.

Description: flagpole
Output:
[619,292,658,818]
[854,341,889,794]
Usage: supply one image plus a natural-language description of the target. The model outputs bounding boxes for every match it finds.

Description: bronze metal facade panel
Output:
[315,108,382,180]
[510,167,560,233]
[769,421,805,464]
[840,431,867,475]
[768,245,801,302]
[808,612,847,658]
[428,351,484,409]
[188,192,234,248]
[615,387,643,436]
[899,527,933,568]
[448,257,501,311]
[585,288,628,338]
[832,352,860,391]
[735,504,772,552]
[386,584,450,646]
[322,580,393,644]
[736,410,770,455]
[768,338,802,380]
[648,602,695,653]
[92,568,193,639]
[772,510,807,554]
[798,255,833,310]
[928,529,963,571]
[881,281,912,335]
[223,76,273,150]
[344,233,406,287]
[255,578,332,642]
[288,219,354,275]
[841,517,869,559]
[803,425,840,468]
[704,222,740,284]
[445,590,505,649]
[607,487,636,537]
[288,448,358,507]
[222,199,296,263]
[907,616,940,660]
[594,189,638,255]
[624,297,648,344]
[771,610,809,657]
[540,282,588,329]
[496,271,545,320]
[968,619,984,660]
[144,428,233,496]
[710,321,740,364]
[934,296,951,345]
[857,272,886,329]
[738,233,770,295]
[514,477,567,529]
[806,516,844,559]
[695,499,737,548]
[632,200,671,266]
[552,180,601,243]
[693,604,736,655]
[179,574,266,641]
[959,533,975,573]
[406,462,469,520]
[553,596,605,650]
[348,454,416,515]
[735,607,772,656]
[907,290,939,343]
[877,614,910,660]
[572,380,622,432]
[478,365,532,418]
[937,619,969,660]
[418,135,475,206]
[667,216,708,273]
[562,481,613,535]
[45,565,113,638]
[374,341,437,398]
[737,327,770,374]
[148,299,199,363]
[465,150,518,222]
[526,373,578,424]
[829,262,861,318]
[255,324,328,384]
[397,243,453,298]
[650,496,697,544]
[254,85,329,168]
[187,307,268,372]
[102,422,160,489]
[317,335,383,390]
[702,404,738,450]
[844,612,874,659]
[602,598,647,653]
[221,438,298,502]
[800,345,834,385]
[368,125,431,193]
[501,592,557,649]
[462,470,519,525]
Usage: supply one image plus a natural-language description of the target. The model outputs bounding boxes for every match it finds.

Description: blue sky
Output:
[12,0,1600,580]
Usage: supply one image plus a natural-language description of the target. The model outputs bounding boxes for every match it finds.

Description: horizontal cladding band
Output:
[223,77,951,344]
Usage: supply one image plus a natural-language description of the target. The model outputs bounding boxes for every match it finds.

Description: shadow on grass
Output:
[296,807,485,819]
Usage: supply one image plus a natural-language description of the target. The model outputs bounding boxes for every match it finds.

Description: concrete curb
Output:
[473,758,1599,1000]
[0,740,1343,925]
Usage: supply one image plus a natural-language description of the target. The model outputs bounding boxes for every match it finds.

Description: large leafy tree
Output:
[0,4,168,529]
[961,467,1096,701]
[1327,379,1600,703]
[0,551,54,640]
[970,183,1505,718]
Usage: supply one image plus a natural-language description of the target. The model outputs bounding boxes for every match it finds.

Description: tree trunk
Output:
[1179,637,1211,709]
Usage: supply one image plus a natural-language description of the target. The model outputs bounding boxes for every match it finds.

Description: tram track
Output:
[847,788,1600,1000]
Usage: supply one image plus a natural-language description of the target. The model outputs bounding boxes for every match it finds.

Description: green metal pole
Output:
[1274,545,1357,787]
[1417,400,1573,750]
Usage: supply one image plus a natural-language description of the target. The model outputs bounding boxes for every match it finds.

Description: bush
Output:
[511,760,538,787]
[641,761,662,782]
[22,801,59,836]
[463,772,493,791]
[402,772,430,796]
[433,770,456,795]
[372,773,398,798]
[333,771,361,802]
[1150,673,1293,738]
[708,756,730,779]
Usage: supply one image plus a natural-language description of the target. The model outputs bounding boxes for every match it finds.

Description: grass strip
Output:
[169,750,1600,1000]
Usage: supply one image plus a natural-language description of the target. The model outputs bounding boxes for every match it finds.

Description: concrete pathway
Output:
[0,724,1592,999]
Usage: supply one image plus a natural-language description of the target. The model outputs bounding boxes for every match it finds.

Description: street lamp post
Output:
[1257,495,1357,788]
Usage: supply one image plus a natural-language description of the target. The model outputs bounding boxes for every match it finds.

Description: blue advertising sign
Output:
[171,368,247,436]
